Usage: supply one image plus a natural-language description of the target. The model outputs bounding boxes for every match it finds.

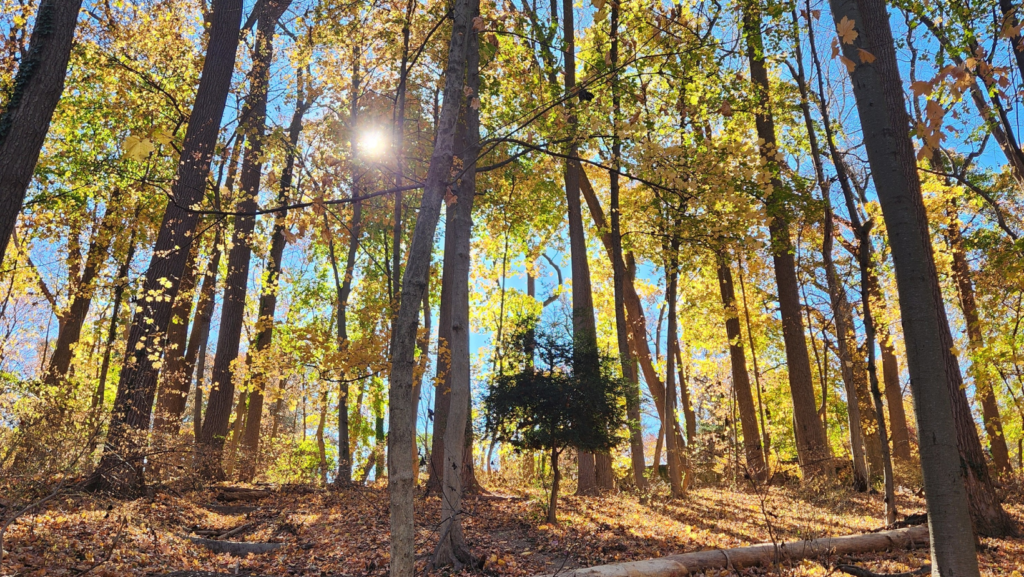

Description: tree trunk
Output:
[664,249,684,497]
[789,29,872,488]
[822,206,870,491]
[197,1,287,479]
[0,0,83,266]
[431,32,480,565]
[45,191,122,388]
[561,0,602,496]
[828,0,982,571]
[238,60,305,483]
[715,255,767,481]
[89,0,244,493]
[386,0,476,572]
[186,230,222,439]
[878,324,912,462]
[152,241,200,435]
[946,203,1012,475]
[579,172,688,459]
[673,345,697,446]
[317,389,329,485]
[93,230,138,411]
[548,449,560,525]
[608,0,647,493]
[427,208,455,493]
[741,2,830,478]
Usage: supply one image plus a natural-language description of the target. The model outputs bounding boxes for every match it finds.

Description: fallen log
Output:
[537,525,929,577]
[188,537,283,556]
[216,489,271,502]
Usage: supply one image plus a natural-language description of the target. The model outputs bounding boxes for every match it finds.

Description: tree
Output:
[386,0,477,573]
[198,0,291,479]
[89,0,245,492]
[485,321,625,524]
[740,0,831,478]
[827,0,981,571]
[0,0,84,266]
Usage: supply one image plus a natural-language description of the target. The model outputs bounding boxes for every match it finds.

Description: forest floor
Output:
[2,474,1023,577]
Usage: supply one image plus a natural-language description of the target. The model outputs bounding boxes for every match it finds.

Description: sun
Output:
[358,129,386,157]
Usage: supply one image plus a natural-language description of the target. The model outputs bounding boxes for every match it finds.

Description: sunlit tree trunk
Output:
[716,256,767,481]
[946,202,1012,475]
[741,1,830,478]
[386,0,476,572]
[89,0,244,493]
[198,0,289,479]
[664,245,683,497]
[431,28,480,565]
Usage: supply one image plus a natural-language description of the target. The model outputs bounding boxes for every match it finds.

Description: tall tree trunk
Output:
[608,0,647,493]
[828,0,983,571]
[89,0,244,493]
[737,264,772,464]
[579,173,687,457]
[427,208,455,493]
[45,191,123,388]
[431,30,480,565]
[788,24,872,488]
[664,246,683,497]
[0,0,83,266]
[716,255,767,481]
[152,242,201,435]
[561,0,602,495]
[946,203,1012,475]
[823,205,870,491]
[741,1,830,478]
[865,256,913,463]
[386,0,476,572]
[672,344,697,445]
[93,231,138,411]
[238,66,306,483]
[181,225,223,440]
[198,0,288,479]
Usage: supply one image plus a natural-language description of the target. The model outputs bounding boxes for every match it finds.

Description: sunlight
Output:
[358,129,386,157]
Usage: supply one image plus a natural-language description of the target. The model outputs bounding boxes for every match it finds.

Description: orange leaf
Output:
[836,16,858,45]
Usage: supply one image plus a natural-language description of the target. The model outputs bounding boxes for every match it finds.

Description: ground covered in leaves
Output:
[2,476,1023,576]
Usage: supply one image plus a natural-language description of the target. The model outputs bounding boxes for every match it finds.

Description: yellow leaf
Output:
[836,16,858,45]
[123,135,155,161]
[151,127,173,146]
[592,0,605,9]
[857,48,876,63]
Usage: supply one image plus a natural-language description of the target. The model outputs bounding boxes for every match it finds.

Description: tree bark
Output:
[89,0,244,493]
[427,208,455,493]
[946,203,1012,475]
[386,0,476,572]
[741,1,830,478]
[152,241,201,434]
[664,248,684,497]
[716,256,767,481]
[0,0,83,266]
[607,0,647,493]
[197,0,287,479]
[431,30,480,565]
[822,205,870,491]
[560,0,602,495]
[828,0,982,570]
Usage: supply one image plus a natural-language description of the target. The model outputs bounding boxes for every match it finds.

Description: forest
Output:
[1,0,1024,575]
